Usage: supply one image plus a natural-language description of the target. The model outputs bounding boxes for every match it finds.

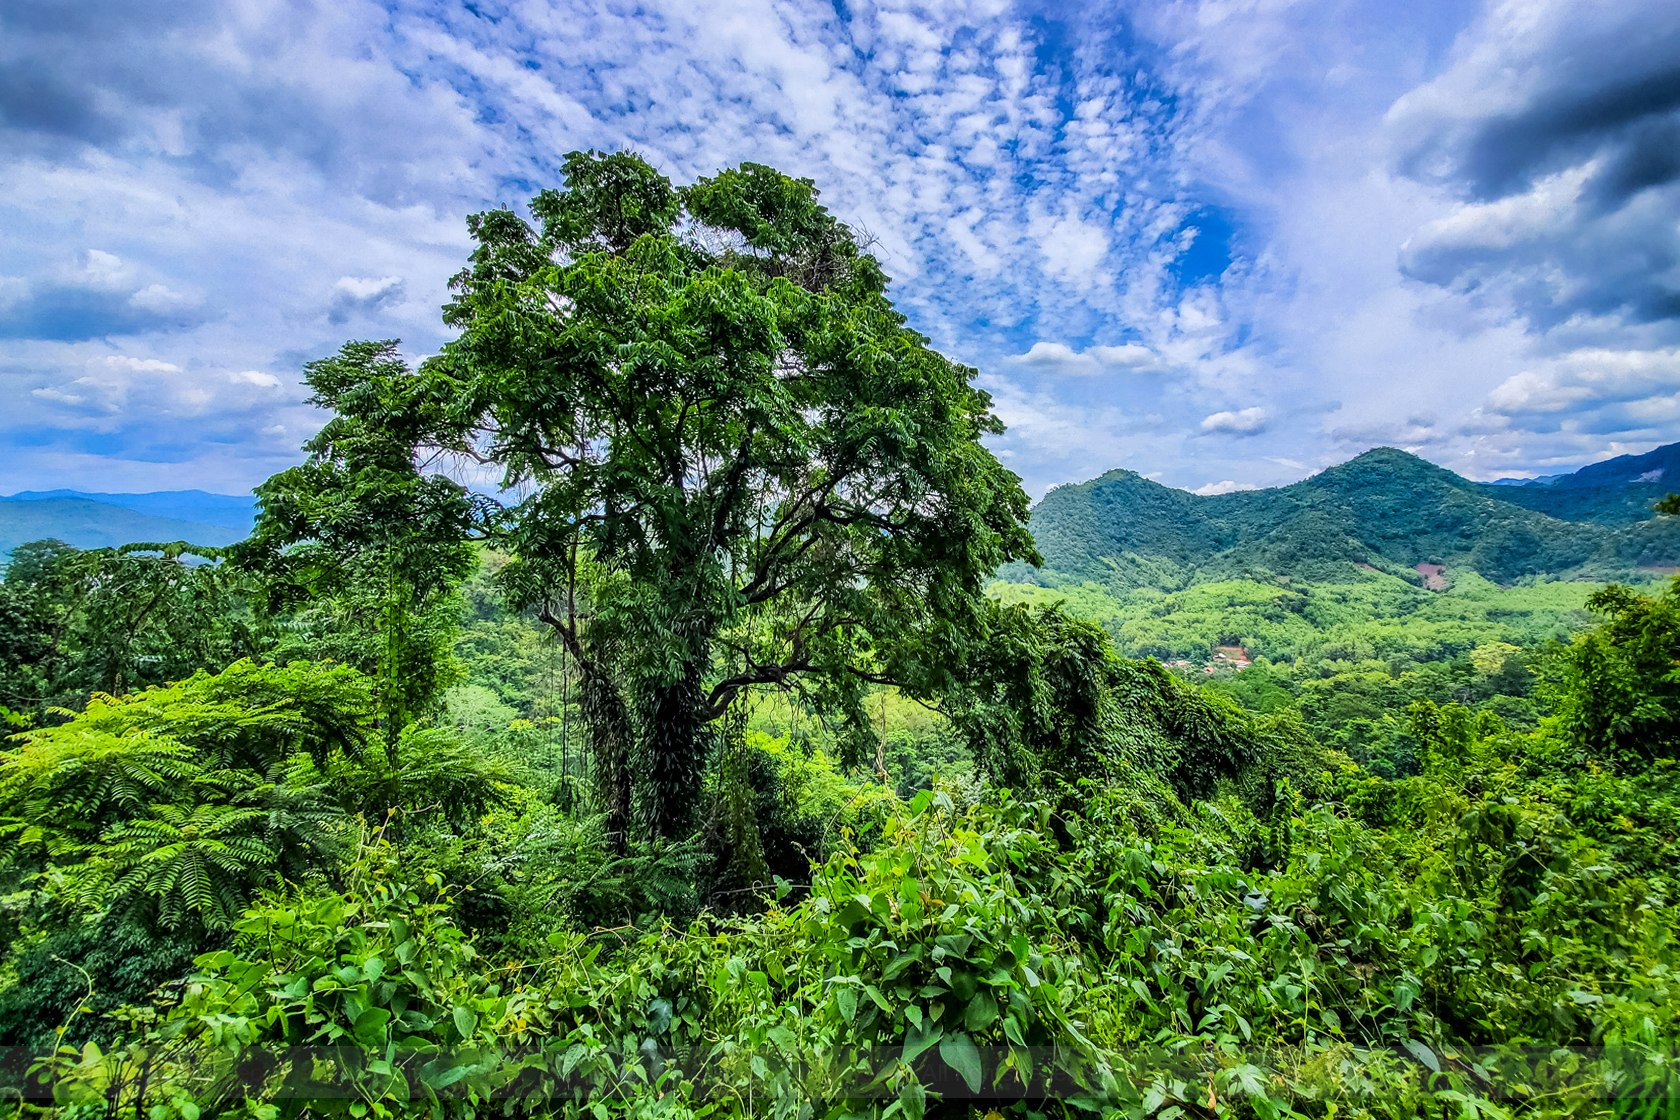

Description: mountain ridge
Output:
[0,499,246,564]
[1002,444,1680,592]
[0,489,257,530]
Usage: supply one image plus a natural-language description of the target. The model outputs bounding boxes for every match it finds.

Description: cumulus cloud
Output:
[32,386,87,406]
[1192,479,1259,496]
[1388,0,1680,328]
[0,252,208,340]
[1011,341,1164,375]
[1480,347,1680,433]
[12,349,313,488]
[328,276,405,325]
[103,356,181,373]
[1200,407,1268,435]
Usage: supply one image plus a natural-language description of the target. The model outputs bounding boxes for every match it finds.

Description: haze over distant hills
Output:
[1000,443,1680,593]
[0,490,254,562]
[0,490,257,530]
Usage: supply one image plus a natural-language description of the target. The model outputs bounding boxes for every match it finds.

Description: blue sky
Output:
[2,0,1678,499]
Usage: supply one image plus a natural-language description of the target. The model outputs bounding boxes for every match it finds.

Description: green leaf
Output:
[963,989,999,1032]
[902,1020,942,1063]
[1227,1064,1269,1097]
[451,1005,479,1041]
[897,1076,926,1120]
[938,1030,982,1093]
[1403,1039,1440,1073]
[353,1006,392,1045]
[836,987,858,1023]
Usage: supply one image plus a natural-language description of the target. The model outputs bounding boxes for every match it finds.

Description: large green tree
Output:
[322,151,1036,840]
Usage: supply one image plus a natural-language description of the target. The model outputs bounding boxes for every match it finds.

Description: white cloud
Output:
[128,284,201,313]
[102,356,181,373]
[333,276,404,301]
[1386,0,1680,331]
[2,0,1678,496]
[82,250,127,284]
[329,275,406,324]
[1481,347,1680,435]
[1012,341,1164,375]
[1192,479,1259,496]
[1200,407,1267,435]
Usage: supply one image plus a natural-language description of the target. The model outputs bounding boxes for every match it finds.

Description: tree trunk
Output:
[636,657,711,841]
[579,661,634,855]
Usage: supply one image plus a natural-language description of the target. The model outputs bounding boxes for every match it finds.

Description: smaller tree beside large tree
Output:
[233,341,492,757]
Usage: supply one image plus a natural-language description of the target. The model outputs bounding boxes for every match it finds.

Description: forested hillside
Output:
[1,154,1678,1119]
[990,444,1680,789]
[1001,445,1680,591]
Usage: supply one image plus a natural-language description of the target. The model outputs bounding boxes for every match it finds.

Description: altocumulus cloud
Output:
[0,0,1249,494]
[2,0,1679,495]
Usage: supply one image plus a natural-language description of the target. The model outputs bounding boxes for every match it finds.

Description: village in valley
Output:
[1170,645,1252,674]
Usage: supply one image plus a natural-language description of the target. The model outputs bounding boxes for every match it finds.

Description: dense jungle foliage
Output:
[1,152,1679,1120]
[988,571,1618,778]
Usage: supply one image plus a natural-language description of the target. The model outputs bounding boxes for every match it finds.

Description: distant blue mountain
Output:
[1,489,257,530]
[1547,441,1680,490]
[1467,442,1680,527]
[1481,443,1680,492]
[0,498,247,564]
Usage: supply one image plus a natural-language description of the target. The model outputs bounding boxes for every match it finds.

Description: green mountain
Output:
[0,498,245,564]
[1002,445,1680,592]
[1467,442,1680,527]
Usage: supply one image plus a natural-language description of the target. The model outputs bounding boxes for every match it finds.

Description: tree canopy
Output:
[312,150,1035,839]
